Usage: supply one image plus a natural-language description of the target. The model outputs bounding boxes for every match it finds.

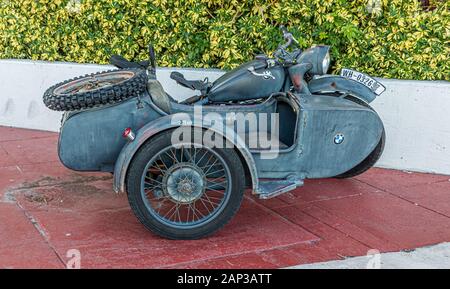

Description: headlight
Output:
[296,45,331,75]
[322,52,330,74]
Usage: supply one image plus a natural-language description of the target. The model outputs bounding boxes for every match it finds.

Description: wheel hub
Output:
[164,164,205,203]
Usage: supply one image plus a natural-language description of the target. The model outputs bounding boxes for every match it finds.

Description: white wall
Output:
[1,59,449,175]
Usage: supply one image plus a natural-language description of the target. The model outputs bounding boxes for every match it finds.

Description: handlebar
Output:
[279,25,299,47]
[274,26,301,64]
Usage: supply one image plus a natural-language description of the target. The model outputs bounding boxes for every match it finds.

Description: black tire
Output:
[126,129,245,239]
[43,68,147,111]
[335,129,385,179]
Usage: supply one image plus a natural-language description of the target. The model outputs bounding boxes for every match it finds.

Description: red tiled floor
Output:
[0,203,62,268]
[355,167,449,190]
[1,137,59,166]
[1,126,450,268]
[313,192,450,249]
[267,178,379,208]
[385,181,450,218]
[0,146,16,168]
[0,126,56,143]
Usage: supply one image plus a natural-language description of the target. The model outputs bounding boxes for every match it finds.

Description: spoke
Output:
[176,203,182,223]
[204,195,225,201]
[198,197,212,215]
[190,202,196,222]
[189,146,198,163]
[168,203,180,222]
[162,203,178,220]
[186,202,191,222]
[202,154,215,170]
[155,198,168,214]
[144,177,165,187]
[148,165,165,174]
[206,179,227,186]
[206,177,227,183]
[202,193,221,207]
[205,168,225,177]
[192,199,206,219]
[205,187,227,194]
[202,160,220,174]
[165,149,179,164]
[195,149,209,166]
[157,155,169,171]
[144,182,161,190]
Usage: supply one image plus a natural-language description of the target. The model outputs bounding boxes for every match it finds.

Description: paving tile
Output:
[0,166,21,199]
[273,178,379,208]
[0,145,16,168]
[355,168,449,190]
[0,242,63,269]
[387,181,450,218]
[300,204,401,252]
[1,136,59,166]
[274,205,371,258]
[166,252,278,269]
[0,126,57,143]
[313,192,450,249]
[0,203,62,268]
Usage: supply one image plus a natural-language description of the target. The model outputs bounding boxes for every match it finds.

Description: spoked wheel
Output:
[126,130,245,239]
[53,71,134,95]
[43,68,147,111]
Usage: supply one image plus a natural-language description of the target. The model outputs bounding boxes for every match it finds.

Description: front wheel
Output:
[126,129,245,239]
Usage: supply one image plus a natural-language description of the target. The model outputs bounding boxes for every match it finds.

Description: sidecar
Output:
[49,28,386,239]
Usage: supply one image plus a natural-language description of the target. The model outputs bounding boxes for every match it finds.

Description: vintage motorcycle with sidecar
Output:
[43,26,386,239]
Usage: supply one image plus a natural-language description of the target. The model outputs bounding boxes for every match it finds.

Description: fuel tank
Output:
[207,59,285,102]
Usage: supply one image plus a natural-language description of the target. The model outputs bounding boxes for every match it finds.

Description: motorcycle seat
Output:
[109,54,149,69]
[170,71,211,96]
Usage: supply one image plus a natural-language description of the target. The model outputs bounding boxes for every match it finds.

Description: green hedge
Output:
[0,0,448,80]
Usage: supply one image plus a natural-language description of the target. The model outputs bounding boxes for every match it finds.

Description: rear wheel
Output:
[126,129,245,239]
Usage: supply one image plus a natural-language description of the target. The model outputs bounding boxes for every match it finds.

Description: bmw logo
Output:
[334,133,344,144]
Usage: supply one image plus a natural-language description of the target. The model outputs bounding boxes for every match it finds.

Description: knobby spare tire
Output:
[43,68,147,111]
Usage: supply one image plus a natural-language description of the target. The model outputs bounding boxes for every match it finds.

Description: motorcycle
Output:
[43,26,386,239]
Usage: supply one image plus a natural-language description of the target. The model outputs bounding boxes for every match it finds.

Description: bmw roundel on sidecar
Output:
[43,27,386,240]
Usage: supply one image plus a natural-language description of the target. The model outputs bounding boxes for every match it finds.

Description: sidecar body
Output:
[58,86,384,199]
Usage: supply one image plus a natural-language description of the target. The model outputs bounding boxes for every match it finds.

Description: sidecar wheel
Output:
[126,130,245,239]
[335,129,385,179]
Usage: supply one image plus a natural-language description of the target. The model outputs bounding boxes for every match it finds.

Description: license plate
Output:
[340,69,386,95]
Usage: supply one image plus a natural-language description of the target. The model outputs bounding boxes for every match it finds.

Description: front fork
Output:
[288,63,313,94]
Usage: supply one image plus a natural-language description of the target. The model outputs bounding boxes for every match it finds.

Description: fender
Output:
[308,75,378,103]
[112,113,259,193]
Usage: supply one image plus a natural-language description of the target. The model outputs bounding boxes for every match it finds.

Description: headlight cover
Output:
[296,45,331,75]
[322,51,330,74]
